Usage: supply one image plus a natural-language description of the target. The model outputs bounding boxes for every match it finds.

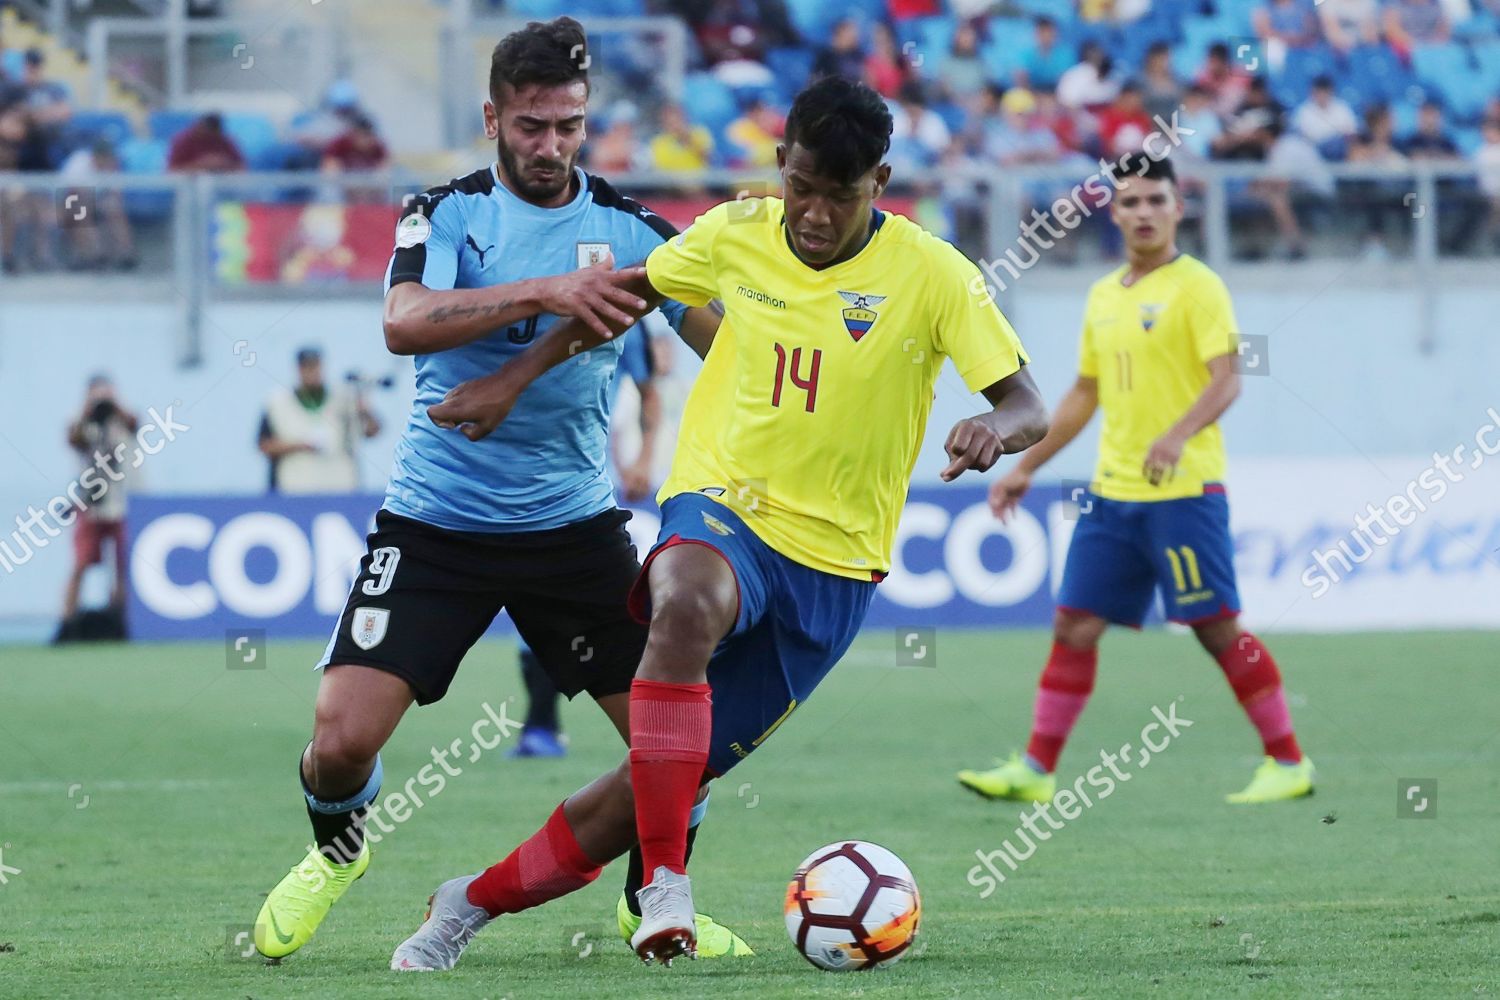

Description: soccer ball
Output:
[784,840,921,971]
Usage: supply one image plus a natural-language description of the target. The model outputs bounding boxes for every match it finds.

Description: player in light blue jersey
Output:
[252,17,744,965]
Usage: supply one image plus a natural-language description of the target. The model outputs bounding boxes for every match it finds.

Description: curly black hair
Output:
[783,76,893,186]
[489,16,590,106]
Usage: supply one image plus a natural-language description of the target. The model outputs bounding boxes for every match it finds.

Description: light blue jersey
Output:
[383,164,685,532]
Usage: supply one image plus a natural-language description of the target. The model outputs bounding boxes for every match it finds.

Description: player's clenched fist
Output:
[535,252,649,339]
[987,467,1032,522]
[428,371,517,441]
[940,417,1005,482]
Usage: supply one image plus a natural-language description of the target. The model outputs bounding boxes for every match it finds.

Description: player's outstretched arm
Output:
[382,255,650,356]
[940,366,1050,482]
[427,270,662,440]
[986,375,1098,521]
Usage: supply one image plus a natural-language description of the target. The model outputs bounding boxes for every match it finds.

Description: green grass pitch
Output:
[2,629,1496,998]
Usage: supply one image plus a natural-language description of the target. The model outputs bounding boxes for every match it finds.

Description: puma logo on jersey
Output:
[465,234,495,268]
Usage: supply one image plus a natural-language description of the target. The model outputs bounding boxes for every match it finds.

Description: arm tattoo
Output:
[424,299,512,324]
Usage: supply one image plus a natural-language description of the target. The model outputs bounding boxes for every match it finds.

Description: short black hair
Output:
[489,16,589,106]
[1312,74,1334,89]
[1109,150,1177,186]
[784,75,892,186]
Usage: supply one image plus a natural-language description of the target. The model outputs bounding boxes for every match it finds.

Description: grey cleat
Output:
[390,874,491,971]
[630,865,697,966]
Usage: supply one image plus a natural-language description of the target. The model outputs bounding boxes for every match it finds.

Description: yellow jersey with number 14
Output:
[645,197,1029,580]
[1079,253,1238,502]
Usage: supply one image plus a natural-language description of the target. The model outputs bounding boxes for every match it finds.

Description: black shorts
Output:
[319,508,647,706]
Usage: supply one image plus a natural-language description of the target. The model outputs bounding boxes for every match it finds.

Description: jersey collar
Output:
[780,207,885,272]
[489,163,591,221]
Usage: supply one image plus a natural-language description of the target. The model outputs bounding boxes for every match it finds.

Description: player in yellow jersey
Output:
[402,76,1047,970]
[956,152,1314,809]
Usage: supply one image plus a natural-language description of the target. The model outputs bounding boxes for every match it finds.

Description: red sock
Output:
[1215,633,1302,763]
[629,678,712,882]
[1024,641,1098,773]
[465,802,602,917]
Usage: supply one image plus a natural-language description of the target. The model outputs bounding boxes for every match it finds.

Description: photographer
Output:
[58,375,138,640]
[257,347,381,493]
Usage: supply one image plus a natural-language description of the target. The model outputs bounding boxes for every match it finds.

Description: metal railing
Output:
[0,161,1494,363]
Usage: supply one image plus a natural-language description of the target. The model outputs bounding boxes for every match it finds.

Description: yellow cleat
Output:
[1226,756,1315,804]
[957,753,1056,803]
[254,843,370,959]
[616,892,754,958]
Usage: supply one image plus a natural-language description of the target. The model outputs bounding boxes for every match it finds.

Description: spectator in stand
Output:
[18,49,69,150]
[814,17,866,82]
[1015,17,1075,92]
[1259,119,1332,258]
[1034,87,1087,154]
[1383,0,1450,60]
[321,111,387,173]
[1057,40,1121,110]
[936,22,988,103]
[1348,103,1411,257]
[686,0,797,66]
[1399,99,1460,159]
[168,112,245,172]
[285,79,362,169]
[887,0,942,21]
[1212,76,1284,160]
[1079,0,1154,23]
[725,96,784,167]
[1293,75,1359,159]
[1318,0,1381,52]
[1474,117,1500,251]
[1096,81,1154,156]
[584,101,644,174]
[649,102,715,172]
[887,79,952,170]
[1254,0,1324,71]
[1175,84,1224,163]
[864,22,911,99]
[982,87,1062,166]
[258,347,379,494]
[1196,42,1253,117]
[55,139,137,270]
[1140,41,1182,126]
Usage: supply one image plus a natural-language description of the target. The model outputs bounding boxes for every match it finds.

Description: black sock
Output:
[519,647,562,732]
[300,758,369,865]
[625,818,702,916]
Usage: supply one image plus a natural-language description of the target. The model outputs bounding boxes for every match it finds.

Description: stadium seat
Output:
[682,72,739,133]
[222,112,281,170]
[1473,40,1500,92]
[117,137,174,222]
[765,47,814,103]
[504,0,569,17]
[148,109,199,144]
[979,18,1034,82]
[1411,42,1474,107]
[65,111,135,152]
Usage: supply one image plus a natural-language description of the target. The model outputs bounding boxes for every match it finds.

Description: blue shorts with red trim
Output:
[627,491,877,777]
[1056,487,1241,628]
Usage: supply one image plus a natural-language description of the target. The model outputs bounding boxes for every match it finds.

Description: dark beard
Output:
[496,135,575,203]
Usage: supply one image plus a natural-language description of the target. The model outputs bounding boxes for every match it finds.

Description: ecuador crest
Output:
[838,290,887,343]
[1139,302,1164,333]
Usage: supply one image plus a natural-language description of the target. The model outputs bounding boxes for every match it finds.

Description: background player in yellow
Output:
[958,152,1314,807]
[414,76,1048,970]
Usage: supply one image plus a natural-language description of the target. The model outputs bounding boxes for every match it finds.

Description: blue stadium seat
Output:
[148,109,199,144]
[979,18,1033,82]
[765,47,814,103]
[1473,40,1500,91]
[1347,43,1414,107]
[504,0,568,17]
[65,111,135,151]
[1,48,23,79]
[223,112,280,169]
[682,72,739,133]
[117,137,174,222]
[1175,18,1224,78]
[1454,125,1483,156]
[1411,42,1472,94]
[785,0,845,42]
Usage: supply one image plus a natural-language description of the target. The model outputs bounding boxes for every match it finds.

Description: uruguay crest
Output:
[838,290,887,342]
[351,607,390,650]
[1139,303,1164,333]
